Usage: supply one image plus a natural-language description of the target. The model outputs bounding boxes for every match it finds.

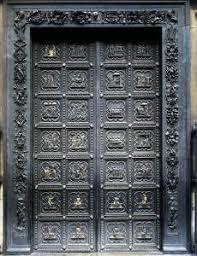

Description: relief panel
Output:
[41,44,61,61]
[67,99,89,122]
[133,159,155,184]
[105,69,126,92]
[132,190,156,215]
[40,130,61,152]
[133,99,155,122]
[103,221,129,247]
[67,69,89,92]
[105,130,127,152]
[105,44,127,61]
[104,160,128,184]
[133,221,156,246]
[67,191,90,215]
[67,160,89,184]
[67,44,88,61]
[134,130,155,152]
[38,221,62,247]
[40,69,61,92]
[133,69,154,91]
[39,191,62,215]
[133,44,154,61]
[104,191,128,215]
[38,160,62,184]
[39,99,61,123]
[67,222,90,245]
[105,99,127,122]
[68,130,89,153]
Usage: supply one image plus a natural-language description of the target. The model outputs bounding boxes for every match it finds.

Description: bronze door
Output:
[32,29,161,252]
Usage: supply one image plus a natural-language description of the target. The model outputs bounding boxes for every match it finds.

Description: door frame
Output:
[4,1,190,254]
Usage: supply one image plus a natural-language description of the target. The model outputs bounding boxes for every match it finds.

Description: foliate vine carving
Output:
[165,26,179,231]
[15,10,178,25]
[13,16,28,237]
[14,9,178,30]
[13,9,179,238]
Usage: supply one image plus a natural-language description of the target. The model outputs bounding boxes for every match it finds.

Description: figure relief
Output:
[106,70,125,91]
[134,160,154,183]
[69,223,88,243]
[43,44,59,59]
[134,130,154,151]
[68,161,88,183]
[41,131,61,152]
[134,222,154,243]
[106,100,126,121]
[107,223,127,243]
[135,44,152,59]
[134,191,154,213]
[106,130,126,151]
[134,100,154,121]
[107,192,126,212]
[71,195,85,210]
[134,70,153,90]
[68,70,88,90]
[109,196,124,210]
[41,223,61,244]
[69,44,87,60]
[71,226,86,240]
[68,131,88,152]
[68,100,89,122]
[40,192,61,214]
[41,101,60,122]
[41,70,60,91]
[68,192,88,213]
[106,44,125,60]
[40,161,61,182]
[106,161,126,182]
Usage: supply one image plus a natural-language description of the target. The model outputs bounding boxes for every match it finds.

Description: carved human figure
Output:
[136,45,151,58]
[107,44,125,59]
[110,227,124,240]
[69,161,88,182]
[107,131,125,150]
[47,194,55,207]
[139,193,149,208]
[41,131,60,151]
[71,226,85,240]
[109,72,123,89]
[42,226,58,241]
[135,102,151,118]
[69,132,87,151]
[134,161,153,182]
[107,161,126,182]
[72,196,84,209]
[137,134,151,149]
[69,45,87,59]
[109,196,123,209]
[44,45,57,58]
[44,73,55,87]
[135,223,153,241]
[41,101,60,122]
[69,71,87,89]
[136,73,151,88]
[43,166,57,180]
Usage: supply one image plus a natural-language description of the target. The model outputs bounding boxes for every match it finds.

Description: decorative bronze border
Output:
[13,9,179,238]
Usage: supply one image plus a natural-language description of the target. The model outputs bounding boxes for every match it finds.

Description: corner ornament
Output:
[13,9,179,237]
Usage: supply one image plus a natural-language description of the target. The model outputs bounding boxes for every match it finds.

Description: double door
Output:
[32,29,161,252]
